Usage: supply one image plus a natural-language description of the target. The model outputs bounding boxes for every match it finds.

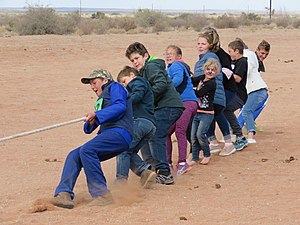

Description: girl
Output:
[190,58,219,165]
[164,45,198,175]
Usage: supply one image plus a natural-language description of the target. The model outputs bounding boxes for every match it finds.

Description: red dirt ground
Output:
[0,28,299,225]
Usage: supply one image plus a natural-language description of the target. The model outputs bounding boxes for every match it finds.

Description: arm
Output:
[128,79,147,105]
[194,80,216,97]
[95,83,128,123]
[168,62,184,87]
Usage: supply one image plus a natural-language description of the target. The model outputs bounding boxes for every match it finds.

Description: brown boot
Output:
[140,169,157,189]
[88,192,114,206]
[53,192,74,209]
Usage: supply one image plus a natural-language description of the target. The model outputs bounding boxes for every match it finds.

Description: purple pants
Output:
[166,101,198,164]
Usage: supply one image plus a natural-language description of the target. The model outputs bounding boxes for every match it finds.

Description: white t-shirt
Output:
[243,49,268,94]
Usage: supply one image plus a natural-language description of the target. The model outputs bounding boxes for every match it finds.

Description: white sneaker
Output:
[247,138,256,144]
[210,144,221,154]
[219,143,236,156]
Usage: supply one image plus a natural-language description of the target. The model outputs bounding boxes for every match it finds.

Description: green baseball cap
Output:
[81,69,113,84]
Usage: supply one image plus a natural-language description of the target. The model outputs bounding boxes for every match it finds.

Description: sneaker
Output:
[88,192,114,206]
[219,143,236,156]
[175,162,192,176]
[210,144,221,154]
[140,169,157,189]
[247,138,256,144]
[53,192,74,209]
[234,137,248,151]
[155,171,174,185]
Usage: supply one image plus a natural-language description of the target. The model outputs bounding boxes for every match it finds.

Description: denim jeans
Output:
[141,107,183,174]
[237,89,268,133]
[55,129,129,199]
[224,95,245,137]
[191,113,214,160]
[116,118,156,179]
[166,101,198,164]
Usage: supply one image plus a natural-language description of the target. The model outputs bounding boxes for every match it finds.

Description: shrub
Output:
[115,17,136,32]
[15,7,60,35]
[134,9,168,28]
[214,14,240,29]
[274,15,291,28]
[189,14,209,32]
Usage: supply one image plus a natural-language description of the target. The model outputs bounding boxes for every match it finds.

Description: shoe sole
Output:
[176,166,192,176]
[53,202,74,209]
[236,143,248,151]
[156,177,174,185]
[142,172,157,189]
[219,148,237,156]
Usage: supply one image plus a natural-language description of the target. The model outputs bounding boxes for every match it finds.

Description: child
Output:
[236,39,269,143]
[125,42,184,185]
[164,45,198,175]
[197,27,237,156]
[237,40,271,129]
[224,39,248,151]
[190,58,218,165]
[53,69,133,209]
[116,66,157,188]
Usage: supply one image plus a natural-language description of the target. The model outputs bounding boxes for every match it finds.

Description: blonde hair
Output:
[203,58,221,74]
[199,27,220,52]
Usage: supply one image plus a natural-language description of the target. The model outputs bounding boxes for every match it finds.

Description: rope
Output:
[0,117,86,142]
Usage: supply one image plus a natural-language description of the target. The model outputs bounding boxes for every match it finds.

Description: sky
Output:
[0,0,299,12]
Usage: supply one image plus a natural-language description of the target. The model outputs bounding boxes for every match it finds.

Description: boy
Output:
[53,69,133,209]
[116,66,157,188]
[125,42,184,185]
[255,40,271,72]
[223,39,248,152]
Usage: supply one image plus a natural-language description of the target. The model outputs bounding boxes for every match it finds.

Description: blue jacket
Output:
[167,61,198,102]
[83,81,133,145]
[194,51,226,107]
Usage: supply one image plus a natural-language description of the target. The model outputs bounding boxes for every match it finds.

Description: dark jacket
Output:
[140,57,184,110]
[126,76,156,126]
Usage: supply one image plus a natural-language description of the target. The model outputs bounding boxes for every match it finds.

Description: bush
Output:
[214,14,240,29]
[134,9,168,28]
[189,14,209,32]
[274,15,291,28]
[115,17,136,32]
[15,7,60,35]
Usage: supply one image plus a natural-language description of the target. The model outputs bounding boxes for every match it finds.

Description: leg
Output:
[116,118,156,179]
[242,89,268,139]
[224,95,244,138]
[166,122,176,165]
[253,92,269,121]
[175,101,198,164]
[196,114,214,160]
[148,107,182,174]
[79,130,129,197]
[54,146,83,199]
[191,114,201,163]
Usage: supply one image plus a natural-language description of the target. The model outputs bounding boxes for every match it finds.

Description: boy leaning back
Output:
[125,42,184,185]
[116,66,157,188]
[53,69,133,209]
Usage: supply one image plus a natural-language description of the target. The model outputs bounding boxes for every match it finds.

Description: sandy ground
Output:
[0,28,299,225]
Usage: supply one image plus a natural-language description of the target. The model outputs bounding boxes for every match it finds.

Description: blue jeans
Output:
[237,89,268,133]
[141,107,183,174]
[116,118,156,179]
[55,129,130,199]
[191,113,214,160]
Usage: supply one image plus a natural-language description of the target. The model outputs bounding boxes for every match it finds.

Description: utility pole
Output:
[79,0,82,18]
[269,0,272,20]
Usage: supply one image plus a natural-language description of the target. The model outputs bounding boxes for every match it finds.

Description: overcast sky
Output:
[0,0,299,12]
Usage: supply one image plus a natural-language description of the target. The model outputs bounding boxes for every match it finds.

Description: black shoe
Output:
[155,171,174,185]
